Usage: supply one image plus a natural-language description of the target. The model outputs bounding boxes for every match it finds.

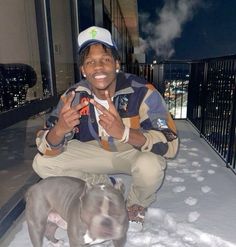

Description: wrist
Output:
[47,136,65,148]
[119,126,130,143]
[46,127,65,148]
[53,125,67,138]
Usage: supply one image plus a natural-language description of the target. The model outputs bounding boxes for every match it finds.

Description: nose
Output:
[101,217,112,228]
[93,59,103,69]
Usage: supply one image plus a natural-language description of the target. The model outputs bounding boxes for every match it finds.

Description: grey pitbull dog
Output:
[25,176,129,247]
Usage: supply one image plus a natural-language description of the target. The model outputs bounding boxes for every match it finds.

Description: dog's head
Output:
[79,181,128,244]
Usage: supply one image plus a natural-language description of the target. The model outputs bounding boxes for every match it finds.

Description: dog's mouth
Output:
[99,227,114,238]
[87,213,125,241]
[99,218,115,238]
[88,217,117,239]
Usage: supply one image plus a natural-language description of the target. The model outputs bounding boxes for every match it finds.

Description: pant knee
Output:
[32,154,46,178]
[32,154,60,178]
[32,153,110,184]
[132,153,166,186]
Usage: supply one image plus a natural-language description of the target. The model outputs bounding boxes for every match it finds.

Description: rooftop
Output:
[0,119,236,246]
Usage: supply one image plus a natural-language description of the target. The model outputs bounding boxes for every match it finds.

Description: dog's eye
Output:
[108,204,123,217]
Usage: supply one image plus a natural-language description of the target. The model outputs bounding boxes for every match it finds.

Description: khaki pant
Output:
[32,140,166,208]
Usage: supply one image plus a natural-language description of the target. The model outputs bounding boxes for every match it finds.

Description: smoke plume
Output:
[139,0,203,60]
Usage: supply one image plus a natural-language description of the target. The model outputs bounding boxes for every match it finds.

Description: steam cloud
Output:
[139,0,203,60]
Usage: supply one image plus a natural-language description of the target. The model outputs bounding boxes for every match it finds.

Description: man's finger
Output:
[73,100,89,112]
[90,99,110,115]
[105,90,113,106]
[61,91,75,110]
[105,90,118,115]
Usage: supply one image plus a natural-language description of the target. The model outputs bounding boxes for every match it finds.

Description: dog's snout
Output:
[101,217,112,228]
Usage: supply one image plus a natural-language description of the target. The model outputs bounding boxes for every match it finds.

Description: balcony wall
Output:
[123,55,236,173]
[187,55,236,173]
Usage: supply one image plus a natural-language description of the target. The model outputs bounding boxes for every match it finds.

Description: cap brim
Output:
[78,40,116,55]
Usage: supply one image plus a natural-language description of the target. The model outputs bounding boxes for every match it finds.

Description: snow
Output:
[1,120,236,247]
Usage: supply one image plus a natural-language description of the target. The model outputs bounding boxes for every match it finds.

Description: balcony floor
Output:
[0,120,236,247]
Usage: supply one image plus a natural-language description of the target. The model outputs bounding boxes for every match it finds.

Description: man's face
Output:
[81,44,119,98]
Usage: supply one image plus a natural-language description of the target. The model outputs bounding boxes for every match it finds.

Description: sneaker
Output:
[127,204,146,224]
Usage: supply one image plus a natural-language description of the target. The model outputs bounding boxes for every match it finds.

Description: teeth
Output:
[95,74,106,79]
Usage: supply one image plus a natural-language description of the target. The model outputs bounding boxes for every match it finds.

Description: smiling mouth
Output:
[94,74,106,79]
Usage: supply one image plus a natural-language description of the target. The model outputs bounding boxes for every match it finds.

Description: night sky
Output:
[137,0,236,62]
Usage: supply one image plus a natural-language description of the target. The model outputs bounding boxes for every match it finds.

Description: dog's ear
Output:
[85,182,93,190]
[80,182,93,202]
[113,178,125,195]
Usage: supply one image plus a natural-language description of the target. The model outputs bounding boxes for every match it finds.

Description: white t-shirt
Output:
[93,94,110,137]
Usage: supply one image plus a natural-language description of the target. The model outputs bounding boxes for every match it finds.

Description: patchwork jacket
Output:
[36,72,179,158]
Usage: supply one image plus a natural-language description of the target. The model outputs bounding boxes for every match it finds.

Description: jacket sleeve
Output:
[139,85,179,159]
[36,93,75,156]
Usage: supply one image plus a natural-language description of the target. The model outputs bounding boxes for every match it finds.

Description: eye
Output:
[103,57,112,63]
[85,60,94,66]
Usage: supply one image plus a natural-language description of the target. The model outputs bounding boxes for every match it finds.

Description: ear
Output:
[79,182,92,201]
[85,181,93,190]
[81,66,84,73]
[80,66,86,77]
[115,61,120,71]
[113,178,125,195]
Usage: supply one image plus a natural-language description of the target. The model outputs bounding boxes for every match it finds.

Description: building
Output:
[0,0,141,236]
[0,0,139,120]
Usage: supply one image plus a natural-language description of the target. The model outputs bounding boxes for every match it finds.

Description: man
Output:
[33,26,179,225]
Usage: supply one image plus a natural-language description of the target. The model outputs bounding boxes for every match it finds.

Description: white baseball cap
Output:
[77,26,118,54]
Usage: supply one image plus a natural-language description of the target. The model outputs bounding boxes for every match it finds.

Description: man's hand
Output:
[56,91,89,135]
[47,91,89,146]
[90,90,125,139]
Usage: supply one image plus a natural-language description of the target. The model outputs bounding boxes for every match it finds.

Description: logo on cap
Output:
[90,28,98,39]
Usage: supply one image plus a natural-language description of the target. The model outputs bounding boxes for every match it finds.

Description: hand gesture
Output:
[90,91,125,139]
[56,91,89,136]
